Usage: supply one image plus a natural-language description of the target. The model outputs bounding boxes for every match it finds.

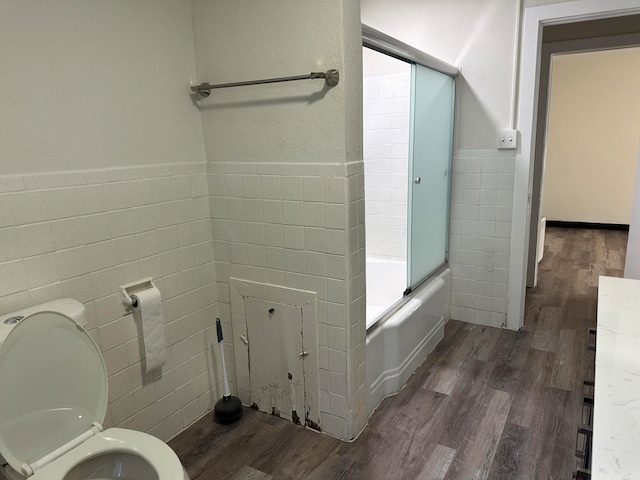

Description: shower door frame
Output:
[362,24,459,327]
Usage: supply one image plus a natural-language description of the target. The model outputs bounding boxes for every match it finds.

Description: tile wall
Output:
[448,150,516,327]
[207,160,367,439]
[0,163,221,442]
[363,72,410,261]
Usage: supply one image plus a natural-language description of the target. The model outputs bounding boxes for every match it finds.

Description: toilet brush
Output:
[213,318,243,424]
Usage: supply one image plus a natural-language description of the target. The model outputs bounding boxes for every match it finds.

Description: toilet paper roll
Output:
[132,288,166,373]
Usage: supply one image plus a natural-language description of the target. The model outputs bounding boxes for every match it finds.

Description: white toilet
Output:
[0,299,190,480]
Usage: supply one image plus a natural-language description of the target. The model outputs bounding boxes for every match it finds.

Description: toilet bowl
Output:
[0,299,190,480]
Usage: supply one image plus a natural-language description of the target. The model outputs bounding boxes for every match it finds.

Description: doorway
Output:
[526,27,640,290]
[508,1,640,329]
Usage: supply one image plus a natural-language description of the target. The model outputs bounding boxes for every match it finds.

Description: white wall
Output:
[192,0,367,439]
[361,0,518,151]
[191,1,361,165]
[0,0,205,174]
[0,0,217,443]
[542,48,640,224]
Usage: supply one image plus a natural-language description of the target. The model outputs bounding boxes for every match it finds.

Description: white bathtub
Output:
[366,266,451,415]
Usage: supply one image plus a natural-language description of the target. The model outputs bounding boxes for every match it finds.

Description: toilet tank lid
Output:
[0,299,86,348]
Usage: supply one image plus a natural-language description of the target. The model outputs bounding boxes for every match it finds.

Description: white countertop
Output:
[594,276,640,479]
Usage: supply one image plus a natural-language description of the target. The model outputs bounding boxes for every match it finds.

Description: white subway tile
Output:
[282,201,303,226]
[496,190,513,207]
[264,224,284,247]
[0,195,16,228]
[302,177,325,202]
[477,266,494,282]
[76,184,107,214]
[12,190,50,225]
[22,253,58,289]
[151,177,173,204]
[225,198,244,221]
[245,222,265,245]
[283,225,304,250]
[284,249,305,274]
[242,175,262,199]
[325,204,345,230]
[191,174,208,198]
[81,213,112,245]
[85,240,115,271]
[261,176,282,200]
[305,252,327,277]
[247,245,266,267]
[223,175,243,198]
[172,176,192,200]
[46,188,80,220]
[107,210,135,239]
[281,176,302,201]
[303,227,325,253]
[56,246,89,280]
[328,372,347,397]
[263,200,283,224]
[265,247,285,270]
[106,182,133,211]
[129,205,157,234]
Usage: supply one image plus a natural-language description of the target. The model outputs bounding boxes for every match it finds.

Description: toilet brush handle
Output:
[219,342,231,398]
[216,319,231,398]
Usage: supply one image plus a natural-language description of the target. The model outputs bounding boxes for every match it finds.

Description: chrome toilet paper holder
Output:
[120,277,157,315]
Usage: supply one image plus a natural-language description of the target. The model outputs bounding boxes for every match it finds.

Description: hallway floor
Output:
[169,227,628,479]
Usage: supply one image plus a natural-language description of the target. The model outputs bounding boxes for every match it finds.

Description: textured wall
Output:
[0,0,205,174]
[191,0,360,165]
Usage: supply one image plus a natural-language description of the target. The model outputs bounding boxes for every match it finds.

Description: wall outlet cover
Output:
[497,129,518,150]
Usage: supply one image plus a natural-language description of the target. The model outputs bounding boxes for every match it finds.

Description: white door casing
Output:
[508,0,640,330]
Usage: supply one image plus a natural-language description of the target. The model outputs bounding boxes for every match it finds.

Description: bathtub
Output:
[366,266,451,415]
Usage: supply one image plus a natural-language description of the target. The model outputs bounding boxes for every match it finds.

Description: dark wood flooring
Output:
[169,227,628,479]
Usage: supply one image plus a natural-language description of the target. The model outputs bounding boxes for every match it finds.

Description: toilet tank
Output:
[0,298,86,348]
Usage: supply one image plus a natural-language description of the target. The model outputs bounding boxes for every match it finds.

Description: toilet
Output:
[0,299,190,480]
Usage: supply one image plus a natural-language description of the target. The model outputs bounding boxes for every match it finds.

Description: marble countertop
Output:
[594,276,640,479]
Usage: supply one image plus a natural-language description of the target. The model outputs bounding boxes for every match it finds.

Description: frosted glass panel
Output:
[407,64,454,288]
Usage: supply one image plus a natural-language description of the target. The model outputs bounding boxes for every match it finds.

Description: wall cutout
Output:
[229,278,320,429]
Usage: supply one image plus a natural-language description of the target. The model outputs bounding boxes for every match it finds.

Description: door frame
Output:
[508,0,640,330]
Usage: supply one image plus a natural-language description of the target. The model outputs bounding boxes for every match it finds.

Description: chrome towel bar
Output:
[190,69,339,97]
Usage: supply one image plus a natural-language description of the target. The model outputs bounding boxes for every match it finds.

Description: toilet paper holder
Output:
[120,277,157,315]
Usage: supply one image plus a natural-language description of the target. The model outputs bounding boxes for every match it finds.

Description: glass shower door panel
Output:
[408,64,454,288]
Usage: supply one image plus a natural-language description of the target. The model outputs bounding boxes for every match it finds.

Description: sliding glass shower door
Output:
[362,32,456,328]
[407,64,455,289]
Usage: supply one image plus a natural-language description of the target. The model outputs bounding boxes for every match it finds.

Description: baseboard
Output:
[546,220,629,232]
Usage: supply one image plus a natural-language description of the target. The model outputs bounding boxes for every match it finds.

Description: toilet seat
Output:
[0,310,186,480]
[27,428,185,480]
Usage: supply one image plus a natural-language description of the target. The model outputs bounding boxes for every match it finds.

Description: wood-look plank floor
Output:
[169,227,628,479]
